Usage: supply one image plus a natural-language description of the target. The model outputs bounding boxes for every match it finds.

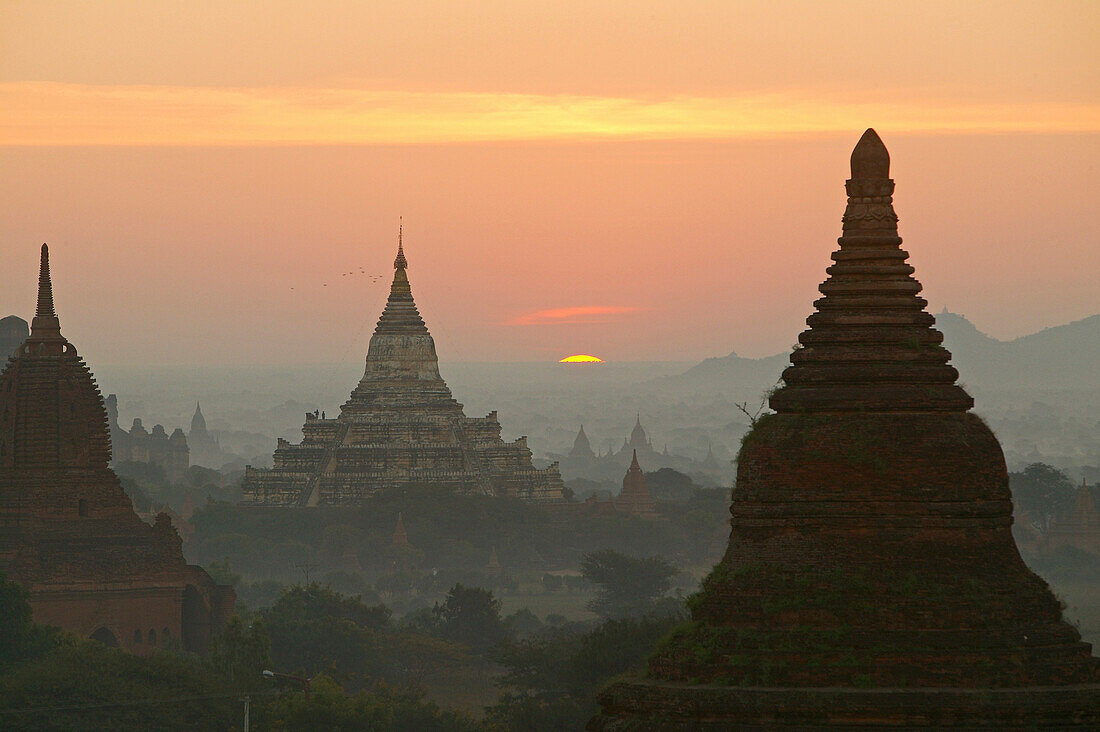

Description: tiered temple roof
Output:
[0,245,233,654]
[592,131,1100,728]
[242,233,564,505]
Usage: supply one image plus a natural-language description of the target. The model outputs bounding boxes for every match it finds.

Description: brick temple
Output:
[242,233,564,505]
[0,245,234,654]
[592,131,1100,728]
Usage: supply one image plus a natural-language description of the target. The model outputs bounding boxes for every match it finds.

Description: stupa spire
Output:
[36,244,55,318]
[394,218,407,270]
[769,129,972,413]
[374,225,427,335]
[28,243,64,345]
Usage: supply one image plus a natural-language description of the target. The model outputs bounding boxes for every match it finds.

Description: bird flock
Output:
[290,268,387,291]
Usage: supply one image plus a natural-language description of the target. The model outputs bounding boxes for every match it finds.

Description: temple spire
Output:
[36,244,55,318]
[29,243,63,343]
[374,225,428,335]
[768,129,972,413]
[394,219,407,270]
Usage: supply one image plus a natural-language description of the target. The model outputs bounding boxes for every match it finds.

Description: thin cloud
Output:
[507,306,644,326]
[3,82,1099,146]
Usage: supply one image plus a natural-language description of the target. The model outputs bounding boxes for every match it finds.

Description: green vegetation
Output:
[581,550,680,619]
[1010,462,1076,532]
[1,567,696,729]
[431,584,507,653]
[191,485,726,581]
[184,484,726,626]
[485,614,682,730]
[117,461,238,511]
[0,573,488,730]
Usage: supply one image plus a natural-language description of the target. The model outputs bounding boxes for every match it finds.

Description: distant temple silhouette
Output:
[186,402,232,468]
[557,415,729,485]
[0,315,29,362]
[242,230,565,505]
[0,245,233,654]
[1043,478,1100,556]
[105,395,189,480]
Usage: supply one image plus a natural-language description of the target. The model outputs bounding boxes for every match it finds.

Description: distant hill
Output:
[935,312,1100,390]
[651,350,787,397]
[658,313,1099,395]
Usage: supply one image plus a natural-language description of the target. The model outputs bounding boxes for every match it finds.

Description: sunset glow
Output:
[559,354,604,363]
[0,0,1096,365]
[3,82,1099,146]
[508,306,642,327]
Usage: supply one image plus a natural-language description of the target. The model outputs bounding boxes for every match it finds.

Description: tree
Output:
[432,584,505,653]
[204,616,271,690]
[0,572,64,671]
[644,468,696,502]
[487,615,681,731]
[580,550,677,618]
[0,641,239,730]
[1010,463,1076,532]
[259,674,476,731]
[260,585,391,683]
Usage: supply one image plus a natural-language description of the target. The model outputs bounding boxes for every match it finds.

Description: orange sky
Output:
[1,1,1097,366]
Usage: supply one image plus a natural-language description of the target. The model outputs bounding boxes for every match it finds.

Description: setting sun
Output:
[559,354,604,363]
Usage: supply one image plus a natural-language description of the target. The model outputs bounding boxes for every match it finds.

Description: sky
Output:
[1,1,1097,366]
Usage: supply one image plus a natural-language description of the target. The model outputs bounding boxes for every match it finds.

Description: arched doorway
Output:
[90,627,119,647]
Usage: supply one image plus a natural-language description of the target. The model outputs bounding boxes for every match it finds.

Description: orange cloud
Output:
[3,82,1099,146]
[507,306,643,326]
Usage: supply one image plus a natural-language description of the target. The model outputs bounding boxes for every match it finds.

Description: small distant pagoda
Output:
[615,450,658,519]
[242,229,564,505]
[1046,478,1100,555]
[592,131,1100,727]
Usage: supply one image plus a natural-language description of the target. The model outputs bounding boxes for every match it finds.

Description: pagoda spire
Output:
[374,225,428,335]
[394,218,407,270]
[36,244,55,318]
[28,243,64,345]
[769,129,972,413]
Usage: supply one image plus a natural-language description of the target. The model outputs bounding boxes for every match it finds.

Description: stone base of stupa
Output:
[590,679,1100,729]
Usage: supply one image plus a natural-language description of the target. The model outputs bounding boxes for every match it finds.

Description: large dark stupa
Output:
[0,246,233,654]
[591,131,1100,728]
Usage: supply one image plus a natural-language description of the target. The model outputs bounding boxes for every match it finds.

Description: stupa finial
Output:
[850,128,890,180]
[36,244,56,318]
[394,218,407,270]
[29,243,63,343]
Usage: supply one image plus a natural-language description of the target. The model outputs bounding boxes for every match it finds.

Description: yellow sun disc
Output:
[559,354,604,363]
